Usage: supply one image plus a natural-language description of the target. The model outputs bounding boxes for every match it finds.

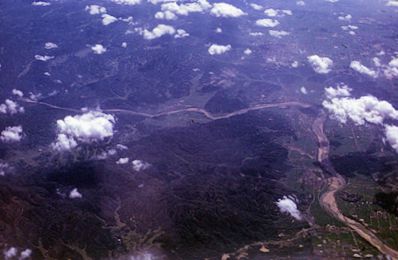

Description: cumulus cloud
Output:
[250,3,263,10]
[385,125,398,152]
[300,86,308,94]
[0,99,24,114]
[111,0,142,5]
[255,18,279,28]
[307,55,333,74]
[116,157,129,164]
[1,126,23,143]
[101,14,118,25]
[264,8,292,17]
[324,84,352,99]
[91,44,107,54]
[323,85,398,153]
[208,44,231,55]
[249,32,263,36]
[0,163,9,176]
[32,1,50,6]
[52,111,115,151]
[269,30,290,38]
[116,144,128,150]
[323,93,398,125]
[45,42,58,49]
[386,0,398,6]
[155,10,177,20]
[3,247,17,259]
[132,160,150,171]
[296,0,305,6]
[350,61,377,78]
[341,25,358,36]
[20,249,32,259]
[384,56,398,79]
[69,188,83,199]
[244,48,252,55]
[338,14,352,21]
[139,24,176,40]
[210,3,246,17]
[160,0,211,17]
[276,196,302,220]
[34,55,54,61]
[12,89,24,98]
[175,29,189,38]
[85,5,107,15]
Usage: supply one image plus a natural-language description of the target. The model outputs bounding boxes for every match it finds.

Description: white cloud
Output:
[140,24,176,40]
[291,61,299,68]
[0,163,10,176]
[175,29,189,38]
[95,148,117,160]
[386,0,398,6]
[250,3,263,10]
[208,44,231,55]
[338,14,352,21]
[249,32,263,36]
[210,3,246,17]
[101,14,118,25]
[3,247,17,260]
[160,0,211,16]
[91,44,107,54]
[244,48,252,55]
[269,30,289,38]
[341,25,358,31]
[276,196,302,220]
[215,27,222,33]
[111,0,142,5]
[34,55,54,61]
[12,89,24,98]
[116,157,129,164]
[45,42,58,49]
[52,111,115,151]
[32,1,50,6]
[300,86,308,94]
[0,99,24,114]
[52,134,78,151]
[255,18,279,28]
[296,0,305,6]
[69,188,83,199]
[20,249,32,260]
[132,160,150,171]
[85,5,107,15]
[384,56,398,79]
[307,55,333,74]
[264,8,292,17]
[324,84,352,99]
[323,86,398,153]
[116,144,128,150]
[155,10,177,20]
[149,0,175,4]
[385,125,398,152]
[1,126,23,143]
[350,61,377,78]
[323,95,398,125]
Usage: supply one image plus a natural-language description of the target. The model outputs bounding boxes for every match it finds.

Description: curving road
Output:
[313,113,398,259]
[21,98,311,120]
